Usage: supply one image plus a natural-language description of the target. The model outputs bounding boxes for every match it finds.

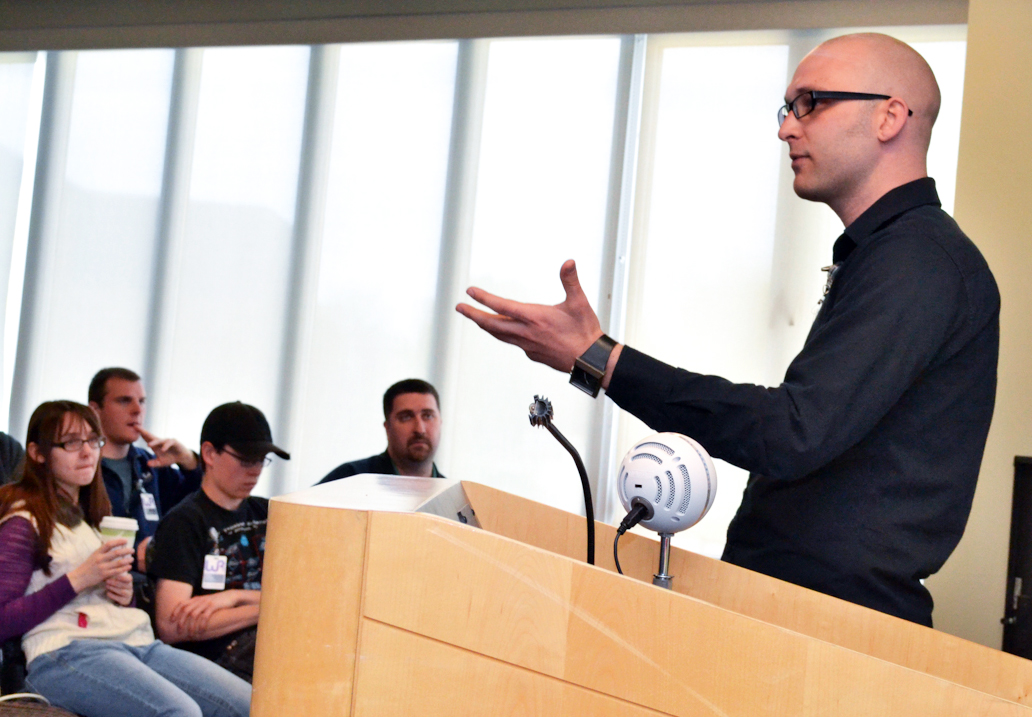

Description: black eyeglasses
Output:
[223,448,272,468]
[55,436,106,452]
[777,90,912,127]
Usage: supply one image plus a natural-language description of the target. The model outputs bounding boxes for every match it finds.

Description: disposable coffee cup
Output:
[98,516,138,547]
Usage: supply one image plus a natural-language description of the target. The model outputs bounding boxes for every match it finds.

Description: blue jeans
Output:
[25,639,251,717]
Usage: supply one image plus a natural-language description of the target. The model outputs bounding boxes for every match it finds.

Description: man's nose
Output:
[777,112,800,141]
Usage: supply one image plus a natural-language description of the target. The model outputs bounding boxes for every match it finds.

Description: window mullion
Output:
[269,44,340,495]
[9,50,76,440]
[429,38,490,471]
[144,47,203,436]
[592,33,647,525]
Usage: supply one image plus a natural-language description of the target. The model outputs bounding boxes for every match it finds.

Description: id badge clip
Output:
[140,492,160,522]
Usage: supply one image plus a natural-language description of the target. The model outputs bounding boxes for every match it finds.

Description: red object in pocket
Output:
[77,612,88,628]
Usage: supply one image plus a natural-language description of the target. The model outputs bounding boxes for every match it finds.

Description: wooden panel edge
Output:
[354,617,678,716]
[252,502,369,716]
[362,509,575,679]
[564,557,1032,716]
[461,480,1032,705]
[349,507,375,717]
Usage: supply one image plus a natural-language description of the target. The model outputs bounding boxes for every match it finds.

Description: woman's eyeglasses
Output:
[54,436,106,452]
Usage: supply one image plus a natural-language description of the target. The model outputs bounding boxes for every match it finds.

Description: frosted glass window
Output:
[620,43,790,557]
[0,53,40,431]
[160,46,309,480]
[292,41,457,491]
[0,55,37,268]
[31,49,173,410]
[448,37,621,515]
[2,26,968,508]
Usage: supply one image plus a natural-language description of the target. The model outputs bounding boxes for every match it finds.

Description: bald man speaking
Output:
[457,34,999,627]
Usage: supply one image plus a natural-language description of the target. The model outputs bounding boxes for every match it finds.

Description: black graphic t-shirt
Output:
[149,489,268,660]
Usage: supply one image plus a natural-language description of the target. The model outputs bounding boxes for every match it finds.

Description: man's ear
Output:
[88,401,101,415]
[200,442,217,470]
[26,443,45,464]
[876,97,910,142]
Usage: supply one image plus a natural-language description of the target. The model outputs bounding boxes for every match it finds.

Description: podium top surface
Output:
[271,474,464,514]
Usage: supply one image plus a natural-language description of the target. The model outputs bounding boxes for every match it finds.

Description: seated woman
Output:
[0,400,251,717]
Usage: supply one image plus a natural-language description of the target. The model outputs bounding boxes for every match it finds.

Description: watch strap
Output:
[570,334,617,398]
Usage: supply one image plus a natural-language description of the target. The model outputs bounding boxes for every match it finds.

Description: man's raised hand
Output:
[139,427,199,471]
[456,259,603,373]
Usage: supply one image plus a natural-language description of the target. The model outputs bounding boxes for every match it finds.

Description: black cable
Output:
[544,422,595,565]
[529,396,595,565]
[614,500,653,576]
[614,531,624,575]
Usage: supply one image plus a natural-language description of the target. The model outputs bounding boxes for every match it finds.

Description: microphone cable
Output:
[613,498,654,575]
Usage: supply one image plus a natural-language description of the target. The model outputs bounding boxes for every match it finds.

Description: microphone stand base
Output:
[653,533,674,590]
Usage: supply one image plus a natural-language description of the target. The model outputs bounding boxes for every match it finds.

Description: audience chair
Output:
[0,638,76,717]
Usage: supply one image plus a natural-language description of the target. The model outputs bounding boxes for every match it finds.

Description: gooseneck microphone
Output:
[529,395,595,565]
[614,432,717,588]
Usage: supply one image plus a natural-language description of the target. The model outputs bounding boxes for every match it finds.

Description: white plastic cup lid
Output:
[99,516,139,531]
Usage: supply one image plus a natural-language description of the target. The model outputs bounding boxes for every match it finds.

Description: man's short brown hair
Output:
[383,379,439,419]
[88,367,141,406]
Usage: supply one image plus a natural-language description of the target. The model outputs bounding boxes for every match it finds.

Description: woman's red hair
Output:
[0,401,111,572]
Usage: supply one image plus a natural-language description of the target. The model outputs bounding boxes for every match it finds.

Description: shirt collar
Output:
[385,450,440,478]
[832,177,941,264]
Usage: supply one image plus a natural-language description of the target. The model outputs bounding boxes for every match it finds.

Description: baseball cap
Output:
[200,402,290,461]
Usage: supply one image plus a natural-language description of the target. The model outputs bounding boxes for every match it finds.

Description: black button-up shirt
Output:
[607,178,999,625]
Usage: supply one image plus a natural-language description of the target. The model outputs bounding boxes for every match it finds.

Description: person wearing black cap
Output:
[148,402,289,682]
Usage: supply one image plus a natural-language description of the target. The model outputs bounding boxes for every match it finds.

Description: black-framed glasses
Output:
[777,90,912,127]
[223,448,272,469]
[55,436,106,452]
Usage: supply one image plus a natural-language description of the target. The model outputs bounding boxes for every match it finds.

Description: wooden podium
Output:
[251,476,1032,716]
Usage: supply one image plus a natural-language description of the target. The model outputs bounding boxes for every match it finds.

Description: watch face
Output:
[570,367,601,397]
[575,355,606,380]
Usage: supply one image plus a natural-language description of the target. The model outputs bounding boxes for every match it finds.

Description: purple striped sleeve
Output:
[0,516,77,641]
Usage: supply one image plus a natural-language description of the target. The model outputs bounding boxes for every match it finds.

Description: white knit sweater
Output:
[4,510,154,664]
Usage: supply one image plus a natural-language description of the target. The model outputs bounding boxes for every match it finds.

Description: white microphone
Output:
[618,432,717,532]
[614,432,717,588]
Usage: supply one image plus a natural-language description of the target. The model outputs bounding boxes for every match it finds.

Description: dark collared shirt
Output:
[607,178,999,625]
[101,444,203,545]
[317,450,444,485]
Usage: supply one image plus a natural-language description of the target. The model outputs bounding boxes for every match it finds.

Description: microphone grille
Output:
[678,464,691,514]
[636,441,675,456]
[632,451,662,464]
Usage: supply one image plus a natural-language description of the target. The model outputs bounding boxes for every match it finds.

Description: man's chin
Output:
[793,178,830,204]
[404,446,433,463]
[109,432,139,446]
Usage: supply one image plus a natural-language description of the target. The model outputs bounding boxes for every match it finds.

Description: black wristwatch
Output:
[570,334,617,398]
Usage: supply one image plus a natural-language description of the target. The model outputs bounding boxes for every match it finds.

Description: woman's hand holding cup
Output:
[104,572,134,605]
[67,538,134,593]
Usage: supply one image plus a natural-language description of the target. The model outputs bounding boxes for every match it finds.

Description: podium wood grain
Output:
[252,504,368,714]
[463,481,1032,707]
[251,479,1032,715]
[352,620,671,716]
